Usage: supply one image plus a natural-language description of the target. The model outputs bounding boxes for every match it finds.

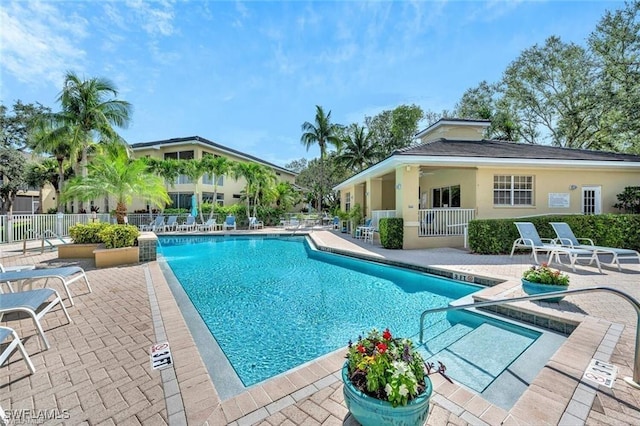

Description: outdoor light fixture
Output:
[569,185,578,190]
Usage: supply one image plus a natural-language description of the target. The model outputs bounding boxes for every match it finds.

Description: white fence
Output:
[371,210,396,228]
[418,208,475,237]
[0,213,112,244]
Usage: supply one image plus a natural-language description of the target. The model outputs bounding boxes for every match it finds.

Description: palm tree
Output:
[232,162,263,219]
[62,145,170,224]
[201,155,232,219]
[24,159,59,213]
[251,165,276,218]
[339,124,378,173]
[179,159,207,222]
[271,181,298,211]
[300,105,341,211]
[51,72,132,210]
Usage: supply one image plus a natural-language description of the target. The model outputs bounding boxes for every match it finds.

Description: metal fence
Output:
[0,213,112,244]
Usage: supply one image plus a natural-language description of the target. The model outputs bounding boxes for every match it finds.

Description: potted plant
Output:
[343,328,433,426]
[521,264,569,303]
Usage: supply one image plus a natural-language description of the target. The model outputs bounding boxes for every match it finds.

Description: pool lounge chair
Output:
[177,216,196,232]
[223,215,236,231]
[550,222,640,271]
[197,218,219,232]
[0,288,72,350]
[0,326,36,374]
[248,217,263,229]
[163,215,178,232]
[0,266,92,307]
[510,222,602,273]
[140,215,165,232]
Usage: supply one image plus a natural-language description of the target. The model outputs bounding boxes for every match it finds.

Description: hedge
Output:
[379,217,403,249]
[468,214,640,254]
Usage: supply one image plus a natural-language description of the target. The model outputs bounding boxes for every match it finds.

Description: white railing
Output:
[0,213,112,244]
[371,210,396,228]
[418,208,475,238]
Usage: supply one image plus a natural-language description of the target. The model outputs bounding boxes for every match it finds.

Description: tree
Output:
[0,101,51,150]
[44,72,132,211]
[0,147,27,215]
[201,155,233,219]
[338,124,379,173]
[284,158,308,174]
[62,145,170,224]
[300,105,341,211]
[270,181,299,211]
[365,104,424,158]
[502,36,601,148]
[295,153,350,213]
[454,81,520,141]
[588,1,640,153]
[179,159,207,222]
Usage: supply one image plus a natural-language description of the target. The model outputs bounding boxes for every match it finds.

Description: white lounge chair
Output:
[223,215,236,231]
[0,266,92,307]
[550,222,640,271]
[0,288,72,350]
[197,218,219,232]
[177,216,196,232]
[140,215,164,232]
[248,217,263,229]
[510,222,602,273]
[0,326,36,374]
[163,215,178,232]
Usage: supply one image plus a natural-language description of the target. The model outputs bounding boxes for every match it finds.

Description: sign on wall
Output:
[548,193,570,208]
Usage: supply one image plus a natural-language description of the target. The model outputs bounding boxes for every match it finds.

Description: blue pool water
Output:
[159,235,540,391]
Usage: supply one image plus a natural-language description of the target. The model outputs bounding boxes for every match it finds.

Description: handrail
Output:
[419,286,640,388]
[36,229,67,251]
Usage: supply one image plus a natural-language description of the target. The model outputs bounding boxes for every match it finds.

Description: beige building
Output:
[128,136,297,213]
[333,119,640,249]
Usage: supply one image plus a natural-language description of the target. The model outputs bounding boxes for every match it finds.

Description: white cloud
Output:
[0,1,87,86]
[125,0,176,37]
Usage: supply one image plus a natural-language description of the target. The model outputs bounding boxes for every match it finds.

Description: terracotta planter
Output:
[521,278,567,303]
[58,243,101,259]
[342,362,432,426]
[93,246,139,268]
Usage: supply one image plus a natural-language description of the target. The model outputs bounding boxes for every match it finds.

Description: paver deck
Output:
[1,228,639,425]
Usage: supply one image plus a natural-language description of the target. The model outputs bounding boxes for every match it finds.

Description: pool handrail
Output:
[418,286,640,389]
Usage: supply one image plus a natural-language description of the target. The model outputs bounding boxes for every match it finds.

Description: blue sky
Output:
[0,0,621,168]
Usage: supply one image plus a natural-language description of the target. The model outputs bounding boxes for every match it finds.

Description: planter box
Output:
[94,246,140,268]
[58,243,101,259]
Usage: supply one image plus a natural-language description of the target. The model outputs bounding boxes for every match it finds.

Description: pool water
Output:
[159,236,540,391]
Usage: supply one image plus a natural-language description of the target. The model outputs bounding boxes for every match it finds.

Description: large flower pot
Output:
[521,279,567,303]
[342,362,432,426]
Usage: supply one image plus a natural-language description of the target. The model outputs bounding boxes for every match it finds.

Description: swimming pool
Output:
[158,235,547,401]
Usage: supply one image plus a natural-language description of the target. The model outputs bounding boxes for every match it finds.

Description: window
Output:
[165,151,194,184]
[203,192,224,206]
[432,185,460,208]
[493,175,533,206]
[202,174,224,186]
[168,192,194,210]
[345,192,351,212]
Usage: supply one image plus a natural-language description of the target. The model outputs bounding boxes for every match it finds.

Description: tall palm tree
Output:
[271,181,298,211]
[53,72,132,210]
[179,159,207,222]
[201,155,232,219]
[232,162,263,219]
[62,145,170,223]
[300,105,341,211]
[339,124,378,173]
[251,165,276,218]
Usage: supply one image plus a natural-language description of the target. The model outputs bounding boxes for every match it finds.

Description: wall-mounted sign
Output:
[548,193,570,208]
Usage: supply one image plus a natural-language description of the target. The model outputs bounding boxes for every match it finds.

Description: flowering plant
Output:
[522,264,569,286]
[346,328,427,407]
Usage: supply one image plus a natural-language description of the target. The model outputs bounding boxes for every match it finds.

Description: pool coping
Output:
[149,231,622,425]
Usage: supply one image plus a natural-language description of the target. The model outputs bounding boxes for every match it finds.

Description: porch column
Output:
[395,165,420,249]
[368,178,382,211]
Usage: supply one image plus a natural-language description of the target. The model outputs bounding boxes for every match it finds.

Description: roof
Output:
[414,118,492,139]
[130,136,297,175]
[398,138,640,162]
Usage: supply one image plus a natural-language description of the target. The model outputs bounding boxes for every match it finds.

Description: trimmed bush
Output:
[98,224,140,249]
[69,222,110,244]
[379,217,403,249]
[468,214,640,254]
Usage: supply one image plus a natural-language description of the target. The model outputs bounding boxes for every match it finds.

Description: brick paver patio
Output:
[1,229,639,425]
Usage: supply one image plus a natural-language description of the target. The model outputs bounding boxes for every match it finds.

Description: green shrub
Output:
[468,214,640,254]
[69,222,110,244]
[98,224,140,249]
[164,208,189,215]
[379,218,403,249]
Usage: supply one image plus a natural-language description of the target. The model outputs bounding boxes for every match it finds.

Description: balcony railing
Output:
[418,208,475,238]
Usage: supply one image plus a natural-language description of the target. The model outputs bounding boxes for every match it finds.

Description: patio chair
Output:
[163,215,178,232]
[248,217,264,229]
[139,215,164,232]
[550,222,640,271]
[0,326,36,374]
[510,222,602,273]
[0,266,92,307]
[0,288,72,350]
[177,216,196,232]
[197,218,219,232]
[332,216,340,230]
[223,215,236,231]
[355,219,372,239]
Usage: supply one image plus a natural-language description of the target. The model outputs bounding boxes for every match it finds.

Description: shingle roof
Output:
[397,138,640,162]
[130,136,297,175]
